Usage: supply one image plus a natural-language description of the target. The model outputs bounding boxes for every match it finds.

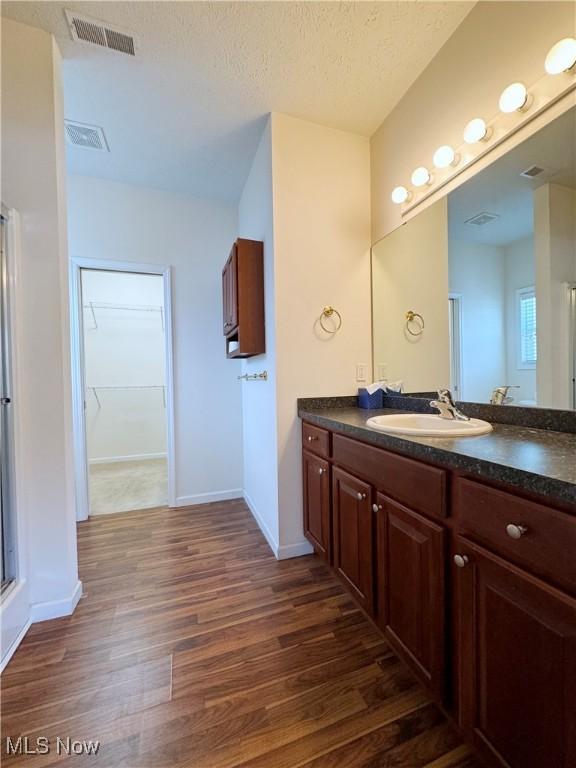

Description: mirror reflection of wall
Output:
[372,199,450,394]
[448,182,536,405]
[371,105,576,411]
[448,106,575,409]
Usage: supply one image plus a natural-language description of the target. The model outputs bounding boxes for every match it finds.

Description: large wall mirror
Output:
[372,105,576,410]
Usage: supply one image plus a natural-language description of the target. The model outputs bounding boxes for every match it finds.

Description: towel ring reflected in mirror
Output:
[405,310,425,336]
[319,306,342,334]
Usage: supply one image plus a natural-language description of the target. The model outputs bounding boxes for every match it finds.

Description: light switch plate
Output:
[377,364,387,380]
[356,364,367,382]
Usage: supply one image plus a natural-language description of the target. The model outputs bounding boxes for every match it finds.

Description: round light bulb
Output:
[463,117,490,144]
[411,166,431,187]
[433,145,457,169]
[391,186,410,205]
[499,82,529,113]
[545,37,576,75]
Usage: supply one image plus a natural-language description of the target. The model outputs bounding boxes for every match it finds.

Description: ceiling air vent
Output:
[465,212,500,227]
[65,120,109,152]
[520,165,546,179]
[64,10,138,56]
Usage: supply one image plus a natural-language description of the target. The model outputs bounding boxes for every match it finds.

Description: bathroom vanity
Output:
[300,401,576,768]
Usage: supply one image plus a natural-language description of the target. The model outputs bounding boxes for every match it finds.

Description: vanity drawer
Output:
[456,477,576,596]
[332,434,446,520]
[302,422,331,458]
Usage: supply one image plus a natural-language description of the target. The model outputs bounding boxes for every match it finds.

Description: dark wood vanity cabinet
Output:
[302,450,331,562]
[332,467,374,614]
[222,239,264,358]
[376,495,446,699]
[455,537,576,768]
[300,419,576,768]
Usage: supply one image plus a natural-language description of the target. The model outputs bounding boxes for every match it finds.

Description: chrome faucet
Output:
[430,389,470,421]
[490,385,519,405]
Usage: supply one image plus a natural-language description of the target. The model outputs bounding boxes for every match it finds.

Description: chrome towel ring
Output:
[405,310,424,336]
[319,306,342,334]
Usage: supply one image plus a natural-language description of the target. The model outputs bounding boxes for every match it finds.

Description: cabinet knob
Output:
[357,492,367,501]
[318,467,326,475]
[372,503,382,513]
[506,524,528,540]
[307,435,318,442]
[454,554,469,568]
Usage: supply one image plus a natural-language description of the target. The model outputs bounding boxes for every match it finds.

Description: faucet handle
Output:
[437,388,455,405]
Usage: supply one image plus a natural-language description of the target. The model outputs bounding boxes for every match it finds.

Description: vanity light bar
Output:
[498,82,530,114]
[390,35,576,206]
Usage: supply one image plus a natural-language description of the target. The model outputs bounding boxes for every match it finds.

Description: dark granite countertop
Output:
[298,405,576,506]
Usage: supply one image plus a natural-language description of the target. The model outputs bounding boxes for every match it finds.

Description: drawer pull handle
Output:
[372,503,383,513]
[318,467,326,475]
[454,554,469,568]
[357,492,367,501]
[307,435,318,442]
[506,523,528,539]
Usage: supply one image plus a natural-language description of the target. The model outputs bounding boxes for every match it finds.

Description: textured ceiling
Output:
[3,1,474,200]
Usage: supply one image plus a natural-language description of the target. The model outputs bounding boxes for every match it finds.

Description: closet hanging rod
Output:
[87,385,166,409]
[82,302,163,312]
[83,302,164,330]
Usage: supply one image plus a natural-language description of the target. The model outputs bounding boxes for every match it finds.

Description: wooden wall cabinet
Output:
[301,419,576,768]
[222,239,264,358]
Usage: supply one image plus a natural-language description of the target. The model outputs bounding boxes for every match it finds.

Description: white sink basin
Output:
[366,413,493,437]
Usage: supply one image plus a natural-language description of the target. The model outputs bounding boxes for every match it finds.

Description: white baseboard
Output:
[89,452,167,465]
[0,617,31,673]
[176,489,243,507]
[243,491,279,558]
[29,580,83,623]
[277,540,314,560]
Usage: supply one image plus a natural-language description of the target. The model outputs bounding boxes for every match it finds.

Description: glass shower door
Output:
[0,205,15,594]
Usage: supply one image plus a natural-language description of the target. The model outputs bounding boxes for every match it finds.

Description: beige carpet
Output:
[89,457,168,515]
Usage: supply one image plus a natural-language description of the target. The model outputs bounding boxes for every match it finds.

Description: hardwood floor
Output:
[1,500,480,767]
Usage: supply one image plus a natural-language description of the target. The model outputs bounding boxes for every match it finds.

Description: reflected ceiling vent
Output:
[465,211,500,227]
[520,165,546,179]
[64,10,138,56]
[65,120,109,152]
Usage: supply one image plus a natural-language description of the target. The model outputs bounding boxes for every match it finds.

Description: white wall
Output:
[272,114,371,554]
[239,114,371,558]
[373,199,450,394]
[82,270,166,462]
[238,118,280,550]
[67,175,243,505]
[504,236,536,404]
[1,19,80,659]
[371,1,576,242]
[535,183,576,408]
[449,240,506,403]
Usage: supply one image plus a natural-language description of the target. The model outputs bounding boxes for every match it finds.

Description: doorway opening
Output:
[448,295,463,400]
[71,259,175,519]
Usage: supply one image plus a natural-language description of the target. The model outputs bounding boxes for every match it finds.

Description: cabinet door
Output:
[222,256,230,334]
[302,451,330,562]
[228,246,238,332]
[376,494,446,699]
[455,536,576,768]
[332,467,373,614]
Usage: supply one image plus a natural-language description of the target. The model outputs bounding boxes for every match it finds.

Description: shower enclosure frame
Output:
[0,205,31,671]
[70,258,176,521]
